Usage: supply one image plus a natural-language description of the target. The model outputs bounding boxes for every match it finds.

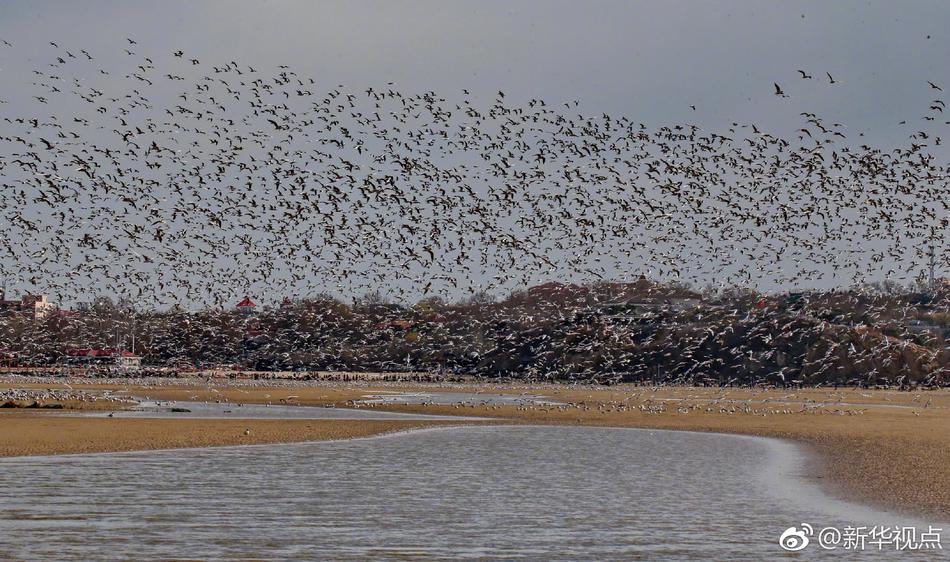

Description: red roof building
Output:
[236,296,258,313]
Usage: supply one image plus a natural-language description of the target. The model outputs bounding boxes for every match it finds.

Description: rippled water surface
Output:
[0,426,936,560]
[56,399,485,420]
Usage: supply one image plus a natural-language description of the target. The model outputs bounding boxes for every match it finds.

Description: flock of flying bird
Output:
[0,38,947,308]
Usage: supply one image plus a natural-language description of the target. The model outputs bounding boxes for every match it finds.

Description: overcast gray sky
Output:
[3,0,948,141]
[1,1,948,305]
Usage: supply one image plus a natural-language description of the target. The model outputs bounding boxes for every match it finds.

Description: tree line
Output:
[1,280,947,386]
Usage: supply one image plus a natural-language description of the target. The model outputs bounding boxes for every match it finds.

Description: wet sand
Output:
[1,378,947,520]
[0,414,475,457]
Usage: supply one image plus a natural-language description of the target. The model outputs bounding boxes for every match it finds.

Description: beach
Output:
[0,415,477,457]
[1,377,947,521]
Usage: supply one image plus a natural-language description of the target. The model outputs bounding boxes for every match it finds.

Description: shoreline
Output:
[364,403,948,521]
[0,378,947,521]
[0,414,488,458]
[0,422,488,461]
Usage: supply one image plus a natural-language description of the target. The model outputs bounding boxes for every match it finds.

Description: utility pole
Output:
[929,243,937,292]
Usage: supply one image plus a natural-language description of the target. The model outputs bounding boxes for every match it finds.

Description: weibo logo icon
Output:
[779,524,813,551]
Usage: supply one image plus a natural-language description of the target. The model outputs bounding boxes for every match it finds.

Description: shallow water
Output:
[358,391,562,406]
[0,426,940,560]
[54,399,487,421]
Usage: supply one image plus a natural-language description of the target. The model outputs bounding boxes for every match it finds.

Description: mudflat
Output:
[0,414,469,457]
[1,377,947,520]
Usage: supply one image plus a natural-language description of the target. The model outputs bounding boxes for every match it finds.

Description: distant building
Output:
[235,296,262,337]
[235,296,258,314]
[0,349,18,368]
[20,294,55,319]
[66,348,142,371]
[0,290,55,320]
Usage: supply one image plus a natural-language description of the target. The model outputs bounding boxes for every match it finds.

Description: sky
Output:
[2,0,948,143]
[0,1,948,306]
